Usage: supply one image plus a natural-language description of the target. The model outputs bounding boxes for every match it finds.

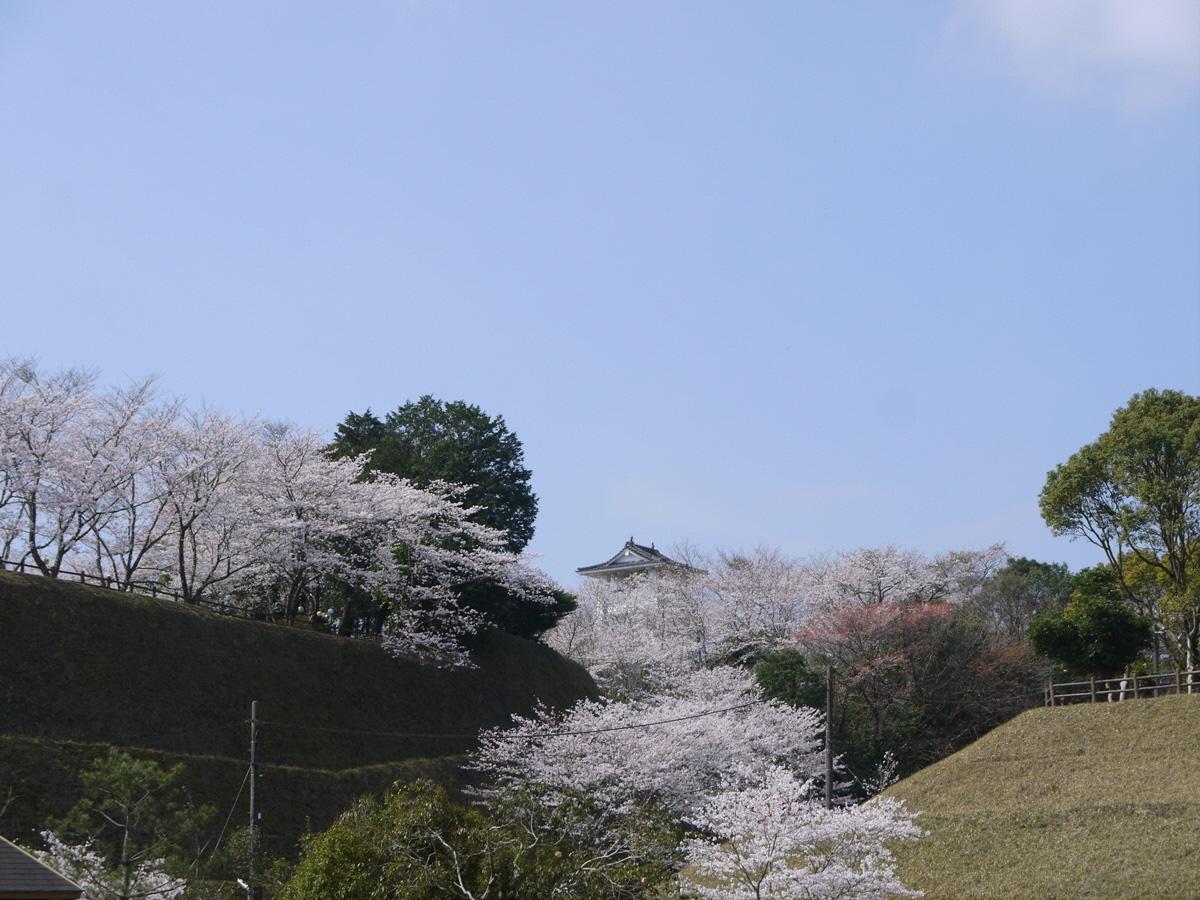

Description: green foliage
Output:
[329,397,566,637]
[966,557,1073,642]
[331,397,538,552]
[1029,566,1152,676]
[754,649,825,710]
[457,580,578,640]
[0,569,595,769]
[1039,388,1200,669]
[280,781,678,899]
[0,570,596,857]
[281,782,495,900]
[51,749,214,879]
[0,733,467,866]
[801,603,1044,785]
[202,825,293,893]
[488,784,680,898]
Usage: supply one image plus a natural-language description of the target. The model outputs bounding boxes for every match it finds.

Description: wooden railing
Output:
[0,557,273,624]
[1047,670,1200,706]
[0,557,386,641]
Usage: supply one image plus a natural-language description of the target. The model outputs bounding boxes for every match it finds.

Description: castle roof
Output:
[576,538,700,579]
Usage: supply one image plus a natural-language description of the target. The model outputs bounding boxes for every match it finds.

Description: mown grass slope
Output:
[884,693,1200,899]
[0,570,596,853]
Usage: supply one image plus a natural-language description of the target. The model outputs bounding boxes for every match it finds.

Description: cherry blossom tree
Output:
[704,547,815,661]
[371,475,550,665]
[34,831,185,900]
[0,362,110,577]
[150,410,261,603]
[473,668,922,898]
[794,600,1041,780]
[234,425,558,664]
[242,423,375,623]
[473,666,823,820]
[84,382,183,590]
[0,357,36,562]
[548,572,702,697]
[807,544,1005,610]
[680,767,921,900]
[0,358,559,667]
[549,549,814,696]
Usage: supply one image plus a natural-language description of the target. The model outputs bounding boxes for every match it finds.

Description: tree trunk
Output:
[120,822,132,900]
[285,578,305,625]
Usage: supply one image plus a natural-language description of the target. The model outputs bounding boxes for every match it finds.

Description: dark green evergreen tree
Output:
[51,750,214,898]
[331,397,537,552]
[966,557,1074,643]
[1030,566,1152,676]
[330,397,568,638]
[755,649,825,710]
[279,780,676,899]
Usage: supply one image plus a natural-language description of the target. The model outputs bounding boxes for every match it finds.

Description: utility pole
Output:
[248,700,262,900]
[824,665,834,809]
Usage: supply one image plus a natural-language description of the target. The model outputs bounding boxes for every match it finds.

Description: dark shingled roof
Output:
[0,836,83,899]
[577,538,702,577]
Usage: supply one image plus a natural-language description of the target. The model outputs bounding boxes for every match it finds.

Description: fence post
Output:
[1048,680,1055,707]
[1176,670,1182,694]
[1089,676,1096,703]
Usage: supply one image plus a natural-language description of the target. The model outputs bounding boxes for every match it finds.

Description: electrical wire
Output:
[255,700,762,741]
[208,764,251,862]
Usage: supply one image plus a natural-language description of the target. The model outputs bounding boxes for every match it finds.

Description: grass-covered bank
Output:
[0,569,596,767]
[0,569,596,853]
[885,693,1200,899]
[0,734,466,856]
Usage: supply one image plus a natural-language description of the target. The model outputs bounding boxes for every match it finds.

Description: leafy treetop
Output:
[1039,388,1200,670]
[331,397,538,552]
[1030,566,1152,677]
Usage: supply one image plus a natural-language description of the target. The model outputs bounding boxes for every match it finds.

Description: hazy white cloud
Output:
[950,0,1200,110]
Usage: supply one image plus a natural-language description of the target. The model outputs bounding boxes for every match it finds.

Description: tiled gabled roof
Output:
[0,836,83,899]
[576,538,701,576]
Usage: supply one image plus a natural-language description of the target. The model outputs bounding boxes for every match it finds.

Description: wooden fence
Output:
[1,557,390,641]
[1047,669,1200,706]
[0,556,268,620]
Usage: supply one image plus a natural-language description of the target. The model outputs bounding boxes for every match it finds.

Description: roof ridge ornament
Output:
[577,538,701,580]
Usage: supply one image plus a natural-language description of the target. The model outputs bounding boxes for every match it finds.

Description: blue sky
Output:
[2,1,1197,583]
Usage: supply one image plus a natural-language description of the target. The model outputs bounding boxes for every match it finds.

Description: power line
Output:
[256,700,762,742]
[255,685,1050,745]
[208,764,251,863]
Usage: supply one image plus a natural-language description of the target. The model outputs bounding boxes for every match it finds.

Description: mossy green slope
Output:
[885,693,1200,899]
[0,734,465,855]
[0,570,596,853]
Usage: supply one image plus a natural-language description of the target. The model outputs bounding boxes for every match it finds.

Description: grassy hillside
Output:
[885,693,1200,899]
[0,734,464,854]
[0,570,596,853]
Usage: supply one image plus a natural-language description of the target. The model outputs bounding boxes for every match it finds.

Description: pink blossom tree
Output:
[549,548,815,696]
[681,767,921,899]
[151,409,262,603]
[84,381,183,590]
[473,666,823,819]
[0,359,559,667]
[33,831,184,900]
